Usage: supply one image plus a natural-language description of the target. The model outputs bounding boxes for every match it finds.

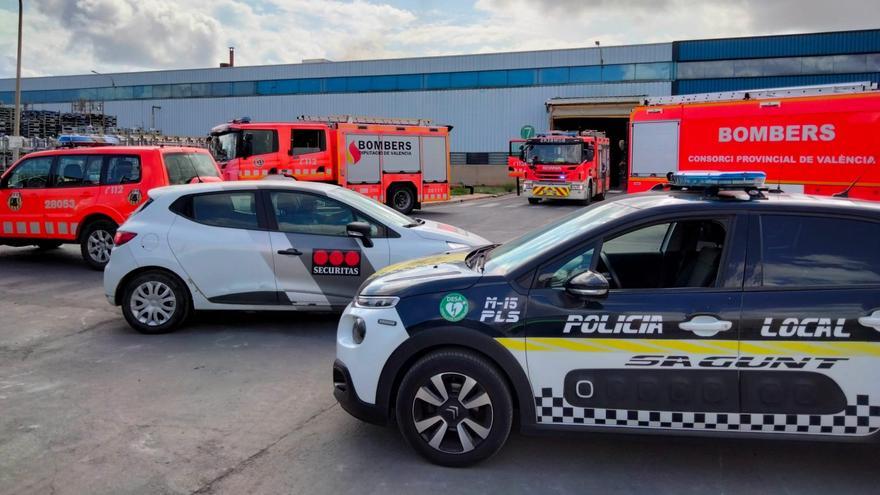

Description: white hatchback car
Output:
[104,181,489,333]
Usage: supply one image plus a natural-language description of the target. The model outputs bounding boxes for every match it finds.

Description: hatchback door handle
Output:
[679,316,732,337]
[277,248,303,256]
[858,310,880,331]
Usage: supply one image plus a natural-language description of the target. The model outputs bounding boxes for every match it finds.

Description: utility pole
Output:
[12,0,23,162]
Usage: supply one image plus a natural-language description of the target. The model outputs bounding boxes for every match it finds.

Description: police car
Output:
[333,172,880,466]
[103,180,488,333]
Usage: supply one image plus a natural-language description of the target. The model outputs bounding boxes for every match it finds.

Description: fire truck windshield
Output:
[210,131,239,162]
[524,143,583,164]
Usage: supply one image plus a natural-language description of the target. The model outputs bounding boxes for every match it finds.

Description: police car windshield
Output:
[484,202,635,274]
[328,187,414,228]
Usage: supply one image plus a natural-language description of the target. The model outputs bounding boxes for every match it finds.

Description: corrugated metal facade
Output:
[676,29,880,61]
[676,72,880,95]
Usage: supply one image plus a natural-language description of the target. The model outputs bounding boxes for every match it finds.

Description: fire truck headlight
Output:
[570,183,584,190]
[523,181,533,189]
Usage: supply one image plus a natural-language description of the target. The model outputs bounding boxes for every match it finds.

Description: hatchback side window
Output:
[761,215,880,286]
[4,157,52,189]
[104,156,141,184]
[270,191,380,236]
[189,192,259,230]
[290,130,326,156]
[597,219,727,289]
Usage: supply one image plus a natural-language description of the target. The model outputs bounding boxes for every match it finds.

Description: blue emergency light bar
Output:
[670,171,767,188]
[57,134,121,146]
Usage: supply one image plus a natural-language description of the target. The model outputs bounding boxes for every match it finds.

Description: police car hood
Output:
[358,250,482,298]
[410,219,490,246]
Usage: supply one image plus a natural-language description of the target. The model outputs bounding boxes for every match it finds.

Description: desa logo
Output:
[347,142,362,164]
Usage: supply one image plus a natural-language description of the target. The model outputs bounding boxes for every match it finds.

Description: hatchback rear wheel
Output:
[396,349,512,467]
[122,271,190,334]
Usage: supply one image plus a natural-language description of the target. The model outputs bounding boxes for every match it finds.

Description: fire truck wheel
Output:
[395,349,513,467]
[121,270,191,334]
[579,183,593,206]
[80,220,117,270]
[388,185,416,214]
[527,198,541,205]
[36,241,63,250]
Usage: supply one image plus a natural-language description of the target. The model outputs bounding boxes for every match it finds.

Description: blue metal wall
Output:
[676,29,880,61]
[676,72,880,94]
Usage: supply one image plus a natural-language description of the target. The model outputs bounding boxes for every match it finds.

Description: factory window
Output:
[326,77,347,92]
[539,67,569,85]
[635,62,672,80]
[371,75,398,91]
[478,70,507,87]
[300,79,321,93]
[114,86,134,100]
[397,74,422,90]
[152,84,172,99]
[95,87,114,101]
[602,64,635,81]
[570,66,602,83]
[172,84,192,98]
[231,81,255,96]
[347,77,371,92]
[425,73,451,89]
[131,85,151,99]
[507,69,536,86]
[190,83,210,97]
[450,72,479,88]
[257,79,299,95]
[210,82,232,97]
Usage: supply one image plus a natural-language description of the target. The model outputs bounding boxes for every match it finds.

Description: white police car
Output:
[103,181,488,333]
[334,172,880,466]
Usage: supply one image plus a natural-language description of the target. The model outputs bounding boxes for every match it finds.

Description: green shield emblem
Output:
[439,292,469,322]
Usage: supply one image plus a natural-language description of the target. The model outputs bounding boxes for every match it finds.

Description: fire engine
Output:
[628,82,880,200]
[208,116,452,214]
[515,131,611,204]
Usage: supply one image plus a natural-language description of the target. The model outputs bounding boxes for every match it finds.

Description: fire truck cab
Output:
[209,116,452,214]
[518,131,611,204]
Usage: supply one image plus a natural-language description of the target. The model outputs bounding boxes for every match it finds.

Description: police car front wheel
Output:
[396,349,512,467]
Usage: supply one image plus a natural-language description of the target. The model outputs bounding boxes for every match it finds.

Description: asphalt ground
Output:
[1,192,878,495]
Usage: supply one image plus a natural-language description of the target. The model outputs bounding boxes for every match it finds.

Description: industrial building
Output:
[1,28,878,171]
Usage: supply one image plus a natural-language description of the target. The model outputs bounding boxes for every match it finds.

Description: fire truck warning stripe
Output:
[496,338,880,357]
[3,222,11,234]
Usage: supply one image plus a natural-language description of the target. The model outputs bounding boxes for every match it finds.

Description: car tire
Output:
[80,220,117,270]
[388,185,416,214]
[36,241,63,250]
[396,349,513,467]
[581,183,593,206]
[121,271,191,334]
[527,198,540,205]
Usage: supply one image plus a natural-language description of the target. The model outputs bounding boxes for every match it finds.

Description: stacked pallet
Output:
[0,106,117,138]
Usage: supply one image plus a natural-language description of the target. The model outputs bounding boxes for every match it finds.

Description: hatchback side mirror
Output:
[565,270,609,298]
[346,221,373,248]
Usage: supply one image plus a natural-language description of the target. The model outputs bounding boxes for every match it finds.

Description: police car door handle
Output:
[679,316,733,337]
[277,248,303,256]
[858,310,880,331]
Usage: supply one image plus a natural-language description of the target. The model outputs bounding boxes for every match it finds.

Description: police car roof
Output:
[148,179,340,199]
[614,189,880,217]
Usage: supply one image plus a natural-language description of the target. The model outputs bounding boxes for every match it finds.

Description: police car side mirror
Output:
[565,270,609,298]
[347,221,374,248]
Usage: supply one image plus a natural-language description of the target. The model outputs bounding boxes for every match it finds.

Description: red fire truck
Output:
[628,82,880,200]
[209,116,451,214]
[514,131,611,204]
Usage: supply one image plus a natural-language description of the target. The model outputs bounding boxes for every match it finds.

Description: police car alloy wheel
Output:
[396,349,513,467]
[121,271,191,334]
[80,220,117,270]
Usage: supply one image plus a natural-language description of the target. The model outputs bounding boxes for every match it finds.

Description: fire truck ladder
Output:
[646,81,878,105]
[297,115,434,126]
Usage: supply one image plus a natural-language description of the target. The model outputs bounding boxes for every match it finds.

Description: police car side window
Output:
[541,247,596,289]
[270,191,382,237]
[761,215,880,287]
[5,157,52,189]
[104,156,142,185]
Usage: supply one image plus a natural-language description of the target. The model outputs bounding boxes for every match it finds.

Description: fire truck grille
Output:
[536,171,568,181]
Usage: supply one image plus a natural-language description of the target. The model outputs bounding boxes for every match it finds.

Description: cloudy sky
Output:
[0,0,877,77]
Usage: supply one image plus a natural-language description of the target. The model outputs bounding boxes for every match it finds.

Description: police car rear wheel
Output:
[122,271,190,334]
[80,220,117,270]
[396,349,512,467]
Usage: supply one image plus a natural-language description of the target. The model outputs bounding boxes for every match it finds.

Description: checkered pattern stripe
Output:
[535,388,880,435]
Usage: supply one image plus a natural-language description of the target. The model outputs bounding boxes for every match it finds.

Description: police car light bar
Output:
[669,171,767,189]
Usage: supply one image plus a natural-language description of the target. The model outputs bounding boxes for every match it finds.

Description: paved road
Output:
[1,193,877,495]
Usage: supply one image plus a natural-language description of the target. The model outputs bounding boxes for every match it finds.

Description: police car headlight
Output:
[446,241,469,250]
[354,295,399,308]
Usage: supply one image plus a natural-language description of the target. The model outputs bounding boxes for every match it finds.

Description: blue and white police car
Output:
[333,172,880,466]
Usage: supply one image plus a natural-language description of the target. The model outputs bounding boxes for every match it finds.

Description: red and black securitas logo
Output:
[312,249,361,276]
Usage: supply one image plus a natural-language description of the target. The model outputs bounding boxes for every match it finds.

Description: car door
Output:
[167,190,278,304]
[0,155,53,239]
[739,213,880,435]
[240,128,281,177]
[525,214,747,431]
[42,155,103,240]
[265,190,390,308]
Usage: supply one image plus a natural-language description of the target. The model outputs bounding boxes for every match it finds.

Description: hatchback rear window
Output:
[761,215,880,286]
[163,153,220,185]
